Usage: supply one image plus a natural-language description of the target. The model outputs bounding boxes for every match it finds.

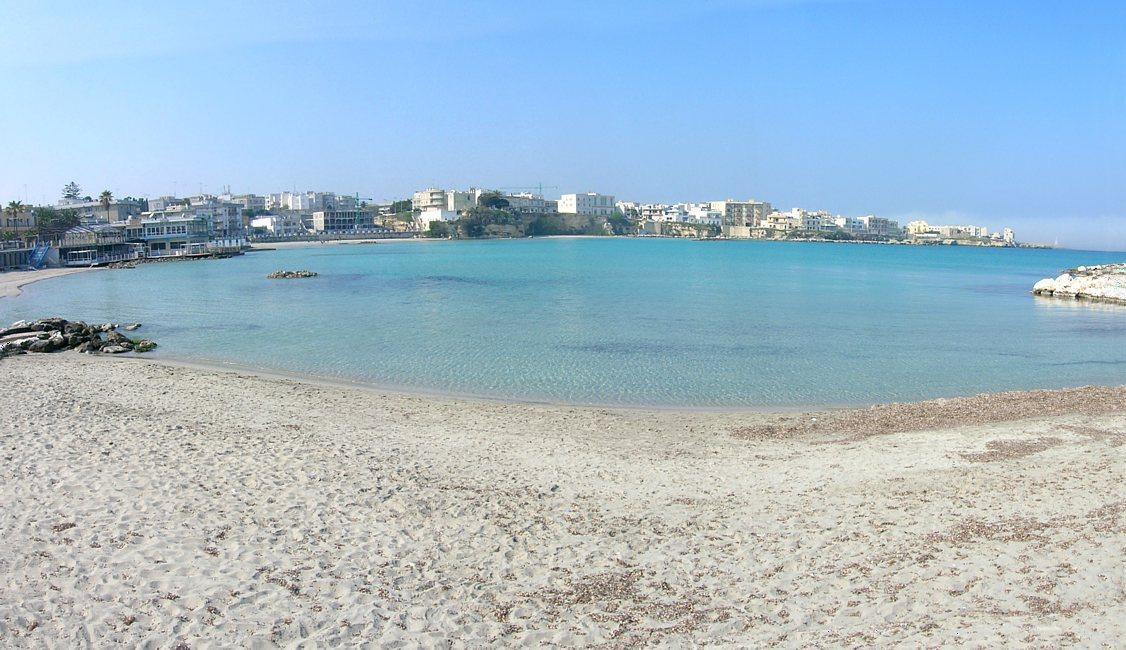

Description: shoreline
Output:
[1,352,1123,645]
[15,350,1126,433]
[137,351,1125,416]
[0,267,98,299]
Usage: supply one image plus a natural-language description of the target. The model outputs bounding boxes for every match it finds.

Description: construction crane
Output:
[496,184,558,197]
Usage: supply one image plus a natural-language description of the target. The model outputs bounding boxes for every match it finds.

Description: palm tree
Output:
[4,200,25,224]
[99,190,114,220]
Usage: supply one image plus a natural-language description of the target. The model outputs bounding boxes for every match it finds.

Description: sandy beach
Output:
[250,237,428,250]
[1,353,1122,646]
[0,268,97,299]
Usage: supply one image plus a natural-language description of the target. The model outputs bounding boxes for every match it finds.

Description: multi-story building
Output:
[222,193,267,212]
[686,204,722,226]
[857,215,903,238]
[709,199,773,232]
[503,193,556,215]
[115,214,213,257]
[558,192,615,217]
[58,224,140,266]
[55,197,146,224]
[411,188,480,213]
[250,214,307,236]
[312,209,373,232]
[761,211,801,231]
[833,216,865,235]
[1003,228,1015,243]
[186,196,245,238]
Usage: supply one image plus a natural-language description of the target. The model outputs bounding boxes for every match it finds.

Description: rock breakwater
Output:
[0,318,156,358]
[1032,263,1126,305]
[267,270,318,279]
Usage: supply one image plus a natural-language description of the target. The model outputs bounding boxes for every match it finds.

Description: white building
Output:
[558,192,616,217]
[1003,227,1015,243]
[686,204,722,226]
[833,216,865,235]
[416,208,459,232]
[250,214,306,236]
[857,215,903,238]
[411,188,480,213]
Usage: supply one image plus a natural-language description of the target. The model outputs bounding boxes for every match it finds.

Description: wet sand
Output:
[0,268,97,299]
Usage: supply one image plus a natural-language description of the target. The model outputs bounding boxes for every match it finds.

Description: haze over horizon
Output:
[2,0,1124,251]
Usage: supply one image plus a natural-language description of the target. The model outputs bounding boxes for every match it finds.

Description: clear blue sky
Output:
[2,0,1124,250]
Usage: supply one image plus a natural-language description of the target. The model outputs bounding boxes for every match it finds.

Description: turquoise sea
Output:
[2,238,1123,408]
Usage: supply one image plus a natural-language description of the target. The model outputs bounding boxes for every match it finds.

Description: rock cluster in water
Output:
[267,270,318,279]
[1032,263,1126,305]
[0,318,156,358]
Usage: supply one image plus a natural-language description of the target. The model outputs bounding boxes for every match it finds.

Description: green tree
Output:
[390,199,413,213]
[33,207,80,237]
[62,182,81,200]
[427,221,451,238]
[4,201,27,233]
[476,191,510,210]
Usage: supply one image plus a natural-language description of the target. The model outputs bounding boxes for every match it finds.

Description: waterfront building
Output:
[761,211,800,231]
[833,216,865,235]
[906,220,932,235]
[1004,228,1015,243]
[558,192,616,217]
[58,224,141,266]
[416,208,458,232]
[710,199,772,237]
[312,209,373,232]
[686,204,722,226]
[0,240,35,270]
[184,196,245,238]
[411,189,480,213]
[250,214,307,236]
[857,215,903,238]
[121,214,213,257]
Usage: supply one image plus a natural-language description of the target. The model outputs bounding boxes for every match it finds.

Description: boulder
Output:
[123,323,142,331]
[101,345,130,354]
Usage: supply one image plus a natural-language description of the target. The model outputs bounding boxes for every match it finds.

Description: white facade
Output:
[558,192,615,217]
[250,214,305,236]
[416,208,458,232]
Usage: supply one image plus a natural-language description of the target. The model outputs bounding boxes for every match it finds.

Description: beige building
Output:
[710,200,772,232]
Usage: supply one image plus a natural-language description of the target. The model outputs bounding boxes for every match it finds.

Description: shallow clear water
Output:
[2,238,1123,407]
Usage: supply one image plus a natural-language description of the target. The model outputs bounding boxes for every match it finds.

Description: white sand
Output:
[0,353,1122,646]
[0,268,97,299]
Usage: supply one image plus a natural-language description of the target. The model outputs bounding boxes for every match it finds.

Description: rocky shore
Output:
[0,318,155,358]
[1032,263,1126,305]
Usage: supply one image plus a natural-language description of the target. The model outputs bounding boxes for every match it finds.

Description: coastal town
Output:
[1,182,1029,270]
